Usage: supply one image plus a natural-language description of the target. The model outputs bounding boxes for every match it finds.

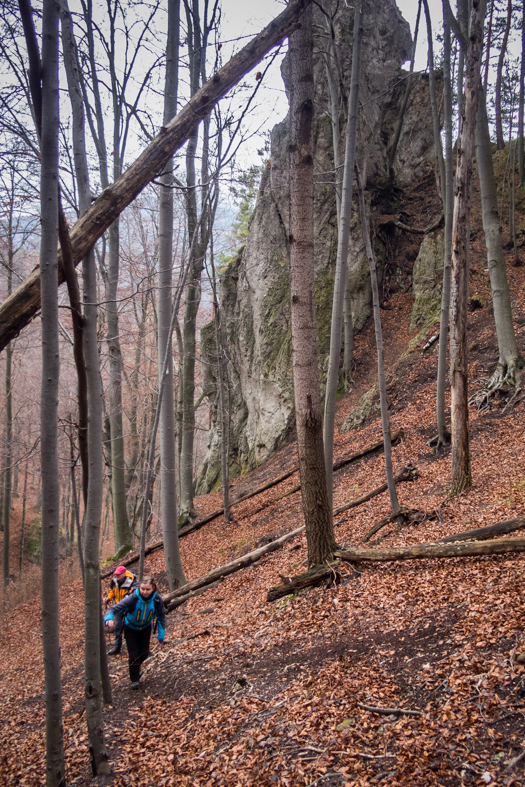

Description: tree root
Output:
[469,363,523,412]
[426,429,451,448]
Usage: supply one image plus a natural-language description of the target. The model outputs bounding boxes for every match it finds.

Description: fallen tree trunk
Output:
[336,536,525,563]
[266,563,340,602]
[438,517,525,543]
[166,580,221,611]
[333,464,417,517]
[0,0,312,352]
[162,526,305,608]
[101,430,405,577]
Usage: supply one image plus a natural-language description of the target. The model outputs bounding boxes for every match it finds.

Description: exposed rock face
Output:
[197,0,437,493]
[409,229,445,332]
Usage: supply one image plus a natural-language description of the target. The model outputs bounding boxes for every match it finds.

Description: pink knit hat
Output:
[114,565,126,576]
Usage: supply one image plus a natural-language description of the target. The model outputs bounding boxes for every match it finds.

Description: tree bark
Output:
[336,536,525,563]
[2,211,13,586]
[475,87,524,386]
[435,0,454,447]
[519,0,525,186]
[0,0,313,350]
[18,464,28,580]
[267,563,339,602]
[157,0,185,589]
[495,0,512,150]
[323,0,363,507]
[439,516,525,543]
[61,4,113,743]
[449,0,486,497]
[356,168,399,513]
[289,4,336,567]
[39,0,65,782]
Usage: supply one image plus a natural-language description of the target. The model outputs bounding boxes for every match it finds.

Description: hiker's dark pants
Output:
[112,612,124,647]
[124,625,151,682]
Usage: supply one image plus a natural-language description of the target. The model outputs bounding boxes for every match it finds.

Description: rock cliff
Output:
[197,0,438,493]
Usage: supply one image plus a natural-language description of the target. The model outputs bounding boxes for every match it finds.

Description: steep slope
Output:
[3,161,525,784]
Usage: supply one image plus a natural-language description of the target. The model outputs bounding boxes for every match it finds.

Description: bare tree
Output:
[356,166,399,513]
[434,0,454,448]
[475,88,523,392]
[61,0,111,765]
[323,0,363,509]
[495,0,512,150]
[289,3,335,566]
[0,0,314,354]
[157,0,185,588]
[38,0,65,781]
[450,0,486,496]
[519,0,525,185]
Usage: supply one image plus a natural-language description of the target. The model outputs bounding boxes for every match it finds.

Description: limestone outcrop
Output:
[197,0,437,493]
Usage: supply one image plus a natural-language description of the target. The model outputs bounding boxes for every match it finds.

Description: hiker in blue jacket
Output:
[105,576,166,689]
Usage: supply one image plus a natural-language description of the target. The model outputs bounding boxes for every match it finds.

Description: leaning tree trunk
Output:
[323,0,363,509]
[39,0,65,782]
[476,87,524,388]
[157,0,185,589]
[450,0,486,497]
[356,168,399,512]
[435,0,454,447]
[0,0,313,354]
[289,4,336,567]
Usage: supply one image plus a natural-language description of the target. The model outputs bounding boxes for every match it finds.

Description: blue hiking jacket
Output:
[105,588,166,641]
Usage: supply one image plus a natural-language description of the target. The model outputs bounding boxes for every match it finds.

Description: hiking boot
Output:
[130,681,140,690]
[107,644,121,656]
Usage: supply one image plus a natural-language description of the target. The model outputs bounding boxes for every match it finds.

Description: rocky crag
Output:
[198,0,439,493]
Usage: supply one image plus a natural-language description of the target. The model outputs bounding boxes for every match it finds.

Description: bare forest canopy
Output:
[0,0,311,352]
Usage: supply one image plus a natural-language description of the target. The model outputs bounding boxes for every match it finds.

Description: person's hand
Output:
[156,639,164,648]
[105,620,114,631]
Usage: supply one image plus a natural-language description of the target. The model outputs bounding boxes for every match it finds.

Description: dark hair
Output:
[140,576,157,592]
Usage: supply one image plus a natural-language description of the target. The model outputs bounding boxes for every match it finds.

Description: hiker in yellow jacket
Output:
[104,566,137,655]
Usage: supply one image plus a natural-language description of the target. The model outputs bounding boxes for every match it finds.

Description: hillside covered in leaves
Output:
[2,157,525,787]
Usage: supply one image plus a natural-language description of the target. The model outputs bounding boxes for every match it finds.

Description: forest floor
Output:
[3,160,525,787]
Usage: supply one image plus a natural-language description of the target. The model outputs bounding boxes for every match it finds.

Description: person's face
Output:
[140,582,154,599]
[115,572,125,585]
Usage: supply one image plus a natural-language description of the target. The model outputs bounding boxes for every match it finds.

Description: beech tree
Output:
[323,0,363,509]
[157,0,185,589]
[495,0,512,150]
[475,88,524,392]
[449,0,486,496]
[519,0,524,186]
[289,3,335,566]
[356,167,399,514]
[434,0,454,448]
[61,0,111,768]
[39,0,66,781]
